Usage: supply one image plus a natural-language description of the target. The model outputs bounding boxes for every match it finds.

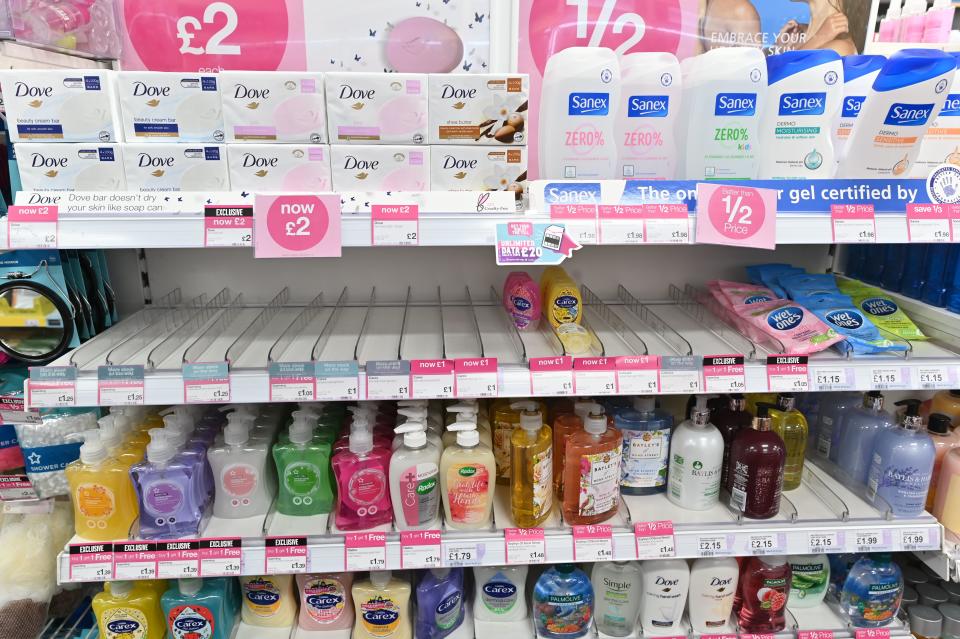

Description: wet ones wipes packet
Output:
[846,289,928,341]
[794,293,908,354]
[733,299,844,354]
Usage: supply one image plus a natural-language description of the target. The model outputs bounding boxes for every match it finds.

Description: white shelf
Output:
[0,39,113,69]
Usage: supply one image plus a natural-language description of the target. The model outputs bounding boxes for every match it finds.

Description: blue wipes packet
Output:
[793,293,907,354]
[779,273,841,300]
[746,264,803,298]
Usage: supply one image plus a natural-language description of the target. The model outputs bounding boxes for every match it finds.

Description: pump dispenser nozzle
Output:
[574,400,601,419]
[349,426,374,454]
[223,421,251,446]
[691,396,711,425]
[634,396,656,413]
[777,393,796,411]
[864,390,884,410]
[447,420,479,447]
[79,430,108,464]
[895,398,924,431]
[288,413,315,445]
[584,409,607,434]
[753,402,776,431]
[394,421,428,448]
[146,428,177,464]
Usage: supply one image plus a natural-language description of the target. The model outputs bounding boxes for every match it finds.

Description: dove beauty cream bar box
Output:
[122,143,230,192]
[219,71,327,143]
[115,72,224,143]
[0,69,119,143]
[227,144,332,192]
[330,145,430,191]
[17,143,126,192]
[430,145,527,196]
[325,72,428,145]
[428,73,529,145]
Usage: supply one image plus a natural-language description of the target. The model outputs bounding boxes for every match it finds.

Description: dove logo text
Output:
[241,153,278,168]
[442,155,478,170]
[30,153,67,168]
[440,85,477,100]
[343,156,379,171]
[233,84,270,100]
[339,85,375,100]
[132,82,171,98]
[14,82,52,98]
[138,153,175,168]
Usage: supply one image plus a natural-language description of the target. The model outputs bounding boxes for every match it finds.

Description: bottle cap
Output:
[941,579,960,603]
[895,398,924,431]
[98,420,122,452]
[939,603,960,637]
[448,420,479,447]
[78,430,109,464]
[927,413,953,435]
[584,409,607,435]
[555,563,576,574]
[110,581,134,596]
[949,389,960,398]
[224,422,251,446]
[295,403,324,419]
[754,403,776,431]
[919,583,950,607]
[634,396,656,413]
[430,567,451,579]
[903,586,919,607]
[370,570,392,588]
[288,418,314,446]
[511,400,542,432]
[887,0,902,18]
[730,393,747,410]
[777,393,796,411]
[219,404,258,417]
[179,578,203,596]
[904,565,930,586]
[349,426,374,454]
[146,429,177,464]
[447,402,478,420]
[758,554,787,566]
[691,396,711,426]
[910,605,943,639]
[395,421,427,448]
[574,400,601,419]
[865,391,884,411]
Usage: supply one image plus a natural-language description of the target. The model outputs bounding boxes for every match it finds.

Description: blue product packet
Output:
[746,264,802,298]
[780,273,841,299]
[793,293,907,355]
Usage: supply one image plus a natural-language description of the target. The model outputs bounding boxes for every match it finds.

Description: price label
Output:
[269,362,315,402]
[344,532,387,571]
[27,366,77,408]
[443,540,483,567]
[659,356,701,394]
[182,362,230,403]
[741,634,776,639]
[900,527,939,551]
[157,541,200,579]
[372,204,419,246]
[831,204,876,243]
[645,204,691,244]
[616,356,659,394]
[766,355,808,393]
[113,542,158,581]
[410,360,455,399]
[870,366,908,390]
[505,528,546,564]
[702,355,745,393]
[696,535,732,557]
[265,537,308,574]
[701,635,738,639]
[574,357,617,395]
[907,203,958,243]
[572,525,614,562]
[746,533,783,555]
[810,366,854,391]
[97,365,145,406]
[400,530,442,570]
[598,204,644,244]
[635,521,675,559]
[315,361,359,401]
[851,530,891,552]
[455,358,498,398]
[918,365,955,390]
[550,204,598,244]
[0,474,38,501]
[69,543,113,582]
[7,205,57,249]
[205,204,253,247]
[365,360,411,400]
[530,356,574,396]
[807,531,841,554]
[799,631,835,639]
[199,538,242,577]
[855,629,890,639]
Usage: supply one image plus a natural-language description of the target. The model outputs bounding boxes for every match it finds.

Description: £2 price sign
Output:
[255,194,341,258]
[695,183,777,249]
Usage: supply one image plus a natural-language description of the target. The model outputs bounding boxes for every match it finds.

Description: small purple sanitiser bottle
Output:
[131,429,204,539]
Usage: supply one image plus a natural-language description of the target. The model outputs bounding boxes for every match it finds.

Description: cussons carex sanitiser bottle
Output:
[678,46,767,180]
[615,52,681,179]
[539,47,620,179]
[834,55,886,158]
[839,48,957,178]
[759,49,843,179]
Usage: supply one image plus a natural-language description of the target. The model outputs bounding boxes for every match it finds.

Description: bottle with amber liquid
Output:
[726,403,786,519]
[553,400,602,498]
[562,409,623,525]
[769,393,808,491]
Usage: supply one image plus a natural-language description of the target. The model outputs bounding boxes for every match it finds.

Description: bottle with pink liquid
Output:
[331,425,393,530]
[296,573,355,631]
[924,0,956,42]
[503,271,541,331]
[877,0,904,42]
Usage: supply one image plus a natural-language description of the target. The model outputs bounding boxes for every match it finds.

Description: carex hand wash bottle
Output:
[509,401,553,528]
[441,420,495,530]
[352,570,412,639]
[839,48,957,177]
[93,581,166,639]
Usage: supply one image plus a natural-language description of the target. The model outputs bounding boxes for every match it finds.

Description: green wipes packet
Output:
[847,289,927,341]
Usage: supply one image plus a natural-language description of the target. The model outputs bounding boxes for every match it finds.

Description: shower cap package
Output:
[794,293,908,355]
[846,289,928,341]
[733,299,844,354]
[14,408,98,498]
[779,273,841,299]
[746,264,804,298]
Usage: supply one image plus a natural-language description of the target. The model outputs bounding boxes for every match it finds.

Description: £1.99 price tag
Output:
[851,530,891,553]
[572,525,613,562]
[505,528,546,564]
[344,532,387,571]
[900,527,939,551]
[372,203,419,246]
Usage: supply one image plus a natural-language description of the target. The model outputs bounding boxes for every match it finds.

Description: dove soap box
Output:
[330,144,430,191]
[0,69,119,143]
[325,72,428,145]
[428,73,529,145]
[122,143,230,192]
[115,71,224,143]
[430,145,527,196]
[219,71,328,143]
[227,144,332,191]
[17,143,126,192]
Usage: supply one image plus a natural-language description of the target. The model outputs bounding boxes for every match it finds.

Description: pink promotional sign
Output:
[695,183,778,250]
[254,194,341,258]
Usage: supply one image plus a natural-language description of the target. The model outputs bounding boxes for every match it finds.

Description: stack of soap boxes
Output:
[2,69,528,197]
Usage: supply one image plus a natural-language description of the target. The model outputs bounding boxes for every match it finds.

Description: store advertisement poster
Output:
[119,0,491,73]
[519,0,875,179]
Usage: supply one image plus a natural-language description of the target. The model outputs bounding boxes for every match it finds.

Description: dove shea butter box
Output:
[428,73,529,145]
[325,72,428,145]
[123,143,230,192]
[0,69,119,143]
[228,144,332,192]
[220,71,327,143]
[330,145,430,191]
[430,145,527,196]
[17,143,126,191]
[115,71,224,143]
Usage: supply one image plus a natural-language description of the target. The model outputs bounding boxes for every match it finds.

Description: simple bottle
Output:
[689,557,739,633]
[867,399,936,516]
[296,573,354,631]
[615,52,682,179]
[331,424,392,530]
[770,394,808,490]
[389,420,441,530]
[272,414,334,516]
[640,558,690,634]
[65,430,139,541]
[130,429,202,540]
[840,554,904,627]
[539,47,620,179]
[787,555,830,608]
[207,421,274,519]
[161,578,232,639]
[834,55,887,158]
[617,397,673,495]
[712,394,753,488]
[509,401,553,528]
[738,556,791,633]
[667,397,724,511]
[835,391,897,483]
[533,564,594,639]
[562,409,623,524]
[93,581,166,639]
[440,421,496,530]
[352,571,412,639]
[592,560,642,637]
[473,565,528,622]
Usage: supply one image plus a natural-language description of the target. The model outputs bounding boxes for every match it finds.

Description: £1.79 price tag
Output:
[265,537,308,574]
[344,532,387,571]
[572,525,614,562]
[831,204,876,243]
[443,540,483,567]
[635,521,675,559]
[400,530,442,569]
[7,204,57,249]
[505,528,546,564]
[702,355,745,393]
[69,543,113,582]
[372,203,419,246]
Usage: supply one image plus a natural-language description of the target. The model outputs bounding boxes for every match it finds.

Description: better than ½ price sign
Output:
[695,183,777,249]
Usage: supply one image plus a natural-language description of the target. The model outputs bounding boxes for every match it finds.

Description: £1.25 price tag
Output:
[182,362,230,404]
[372,203,419,246]
[400,530,442,570]
[27,366,77,408]
[572,525,614,562]
[344,532,387,572]
[831,204,876,243]
[702,355,745,393]
[199,538,242,577]
[97,365,145,406]
[766,355,808,392]
[505,528,546,564]
[69,543,113,582]
[265,537,308,574]
[635,521,675,559]
[529,356,574,396]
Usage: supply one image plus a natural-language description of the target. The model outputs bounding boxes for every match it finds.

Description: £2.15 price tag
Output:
[635,521,675,559]
[345,532,387,571]
[831,204,876,243]
[372,203,419,246]
[572,525,614,562]
[400,530,442,569]
[265,537,308,574]
[807,531,842,554]
[696,534,732,557]
[505,528,546,564]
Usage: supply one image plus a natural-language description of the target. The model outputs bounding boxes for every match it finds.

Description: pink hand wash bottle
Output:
[331,424,393,530]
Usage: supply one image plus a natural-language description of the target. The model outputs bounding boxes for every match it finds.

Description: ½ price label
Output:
[505,528,546,564]
[572,525,613,562]
[831,204,876,243]
[635,521,675,559]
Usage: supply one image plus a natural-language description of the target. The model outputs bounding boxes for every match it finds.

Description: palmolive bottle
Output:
[738,556,791,633]
[726,403,786,519]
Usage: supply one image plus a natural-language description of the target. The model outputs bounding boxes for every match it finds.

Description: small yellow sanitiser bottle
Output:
[770,394,808,490]
[510,401,554,528]
[352,570,412,639]
[239,575,297,627]
[65,430,139,541]
[542,269,583,329]
[93,580,166,639]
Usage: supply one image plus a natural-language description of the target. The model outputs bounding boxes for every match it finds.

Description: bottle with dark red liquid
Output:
[738,555,791,633]
[712,393,753,488]
[726,402,786,519]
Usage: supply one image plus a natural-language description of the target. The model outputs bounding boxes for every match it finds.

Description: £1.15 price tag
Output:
[344,532,387,571]
[400,530,442,569]
[831,204,876,243]
[372,203,419,246]
[917,365,956,390]
[97,365,145,406]
[199,538,242,577]
[529,356,573,396]
[182,362,230,404]
[265,537,308,574]
[702,355,745,393]
[7,205,57,249]
[572,525,614,562]
[870,366,908,390]
[810,366,854,391]
[635,521,675,559]
[505,528,546,564]
[69,543,113,582]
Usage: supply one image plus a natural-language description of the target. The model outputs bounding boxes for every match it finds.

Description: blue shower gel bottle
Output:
[840,554,903,628]
[866,399,935,517]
